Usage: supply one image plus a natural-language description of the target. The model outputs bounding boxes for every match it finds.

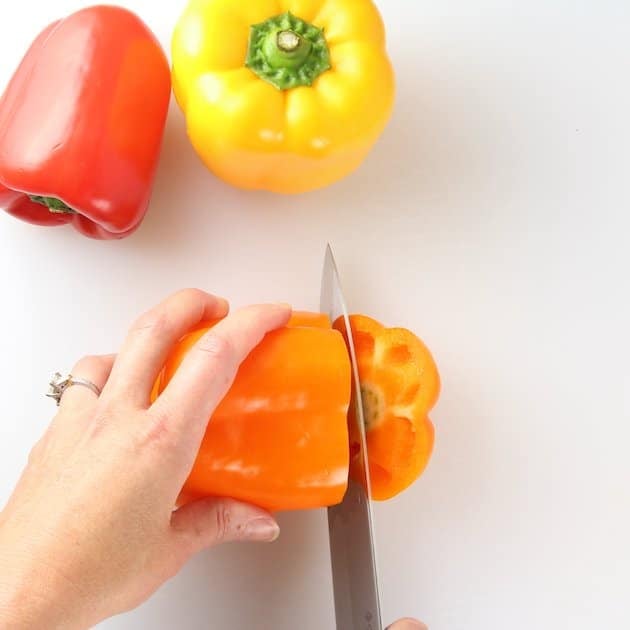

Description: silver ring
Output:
[46,372,102,406]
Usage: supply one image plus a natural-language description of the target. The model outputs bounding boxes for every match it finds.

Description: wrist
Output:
[0,547,89,630]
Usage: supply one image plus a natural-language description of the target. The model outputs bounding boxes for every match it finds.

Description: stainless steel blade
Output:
[321,244,382,630]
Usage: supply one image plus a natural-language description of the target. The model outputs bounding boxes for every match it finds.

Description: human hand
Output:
[0,289,291,629]
[388,619,427,629]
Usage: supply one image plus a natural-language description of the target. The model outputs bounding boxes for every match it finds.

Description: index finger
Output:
[151,303,291,451]
[103,289,229,408]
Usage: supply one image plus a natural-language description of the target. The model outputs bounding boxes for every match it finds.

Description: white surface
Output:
[1,1,629,628]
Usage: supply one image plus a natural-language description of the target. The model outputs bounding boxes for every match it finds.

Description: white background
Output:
[1,1,629,628]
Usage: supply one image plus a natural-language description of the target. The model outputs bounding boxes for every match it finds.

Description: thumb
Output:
[170,496,280,555]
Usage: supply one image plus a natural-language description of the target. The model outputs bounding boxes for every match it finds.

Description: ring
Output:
[46,372,102,406]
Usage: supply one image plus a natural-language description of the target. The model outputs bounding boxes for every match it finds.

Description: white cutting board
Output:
[0,1,628,628]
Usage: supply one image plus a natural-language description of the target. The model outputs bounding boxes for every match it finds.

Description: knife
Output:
[320,244,383,630]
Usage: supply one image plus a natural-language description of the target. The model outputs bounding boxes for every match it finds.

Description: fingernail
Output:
[242,517,280,542]
[274,302,292,310]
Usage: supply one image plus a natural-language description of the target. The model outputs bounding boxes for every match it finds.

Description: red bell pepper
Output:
[0,6,171,239]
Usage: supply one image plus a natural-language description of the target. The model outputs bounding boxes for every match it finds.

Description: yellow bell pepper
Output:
[171,0,395,193]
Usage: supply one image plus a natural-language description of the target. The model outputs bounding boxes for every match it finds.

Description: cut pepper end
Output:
[334,314,440,501]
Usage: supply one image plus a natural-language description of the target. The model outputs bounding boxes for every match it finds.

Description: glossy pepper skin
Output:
[0,6,171,239]
[171,0,395,193]
[334,315,440,501]
[153,312,351,511]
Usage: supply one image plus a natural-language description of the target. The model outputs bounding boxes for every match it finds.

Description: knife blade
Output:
[320,243,382,630]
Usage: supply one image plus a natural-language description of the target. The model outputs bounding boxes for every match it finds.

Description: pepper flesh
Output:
[0,6,171,239]
[171,0,395,193]
[153,312,351,511]
[334,315,440,501]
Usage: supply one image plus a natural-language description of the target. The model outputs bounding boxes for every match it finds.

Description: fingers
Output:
[170,497,279,558]
[103,289,229,408]
[152,303,291,447]
[59,354,116,411]
[387,619,427,630]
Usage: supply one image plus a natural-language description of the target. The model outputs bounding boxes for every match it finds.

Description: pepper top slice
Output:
[334,314,440,501]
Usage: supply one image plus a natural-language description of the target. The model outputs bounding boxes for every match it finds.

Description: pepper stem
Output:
[246,12,331,90]
[360,383,385,431]
[277,30,300,52]
[29,195,76,215]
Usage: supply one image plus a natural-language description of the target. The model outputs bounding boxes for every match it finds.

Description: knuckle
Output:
[134,406,179,452]
[169,288,208,316]
[128,289,208,339]
[86,402,118,436]
[93,397,119,418]
[196,333,234,364]
[129,289,216,340]
[174,287,206,302]
[214,502,232,542]
[130,310,171,338]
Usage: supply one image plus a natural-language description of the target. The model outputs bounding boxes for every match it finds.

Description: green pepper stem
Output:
[277,31,301,53]
[263,29,312,70]
[246,12,331,90]
[29,195,76,214]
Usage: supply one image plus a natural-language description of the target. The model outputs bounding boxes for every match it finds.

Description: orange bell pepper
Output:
[288,310,331,329]
[153,312,351,511]
[153,311,439,510]
[334,315,440,501]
